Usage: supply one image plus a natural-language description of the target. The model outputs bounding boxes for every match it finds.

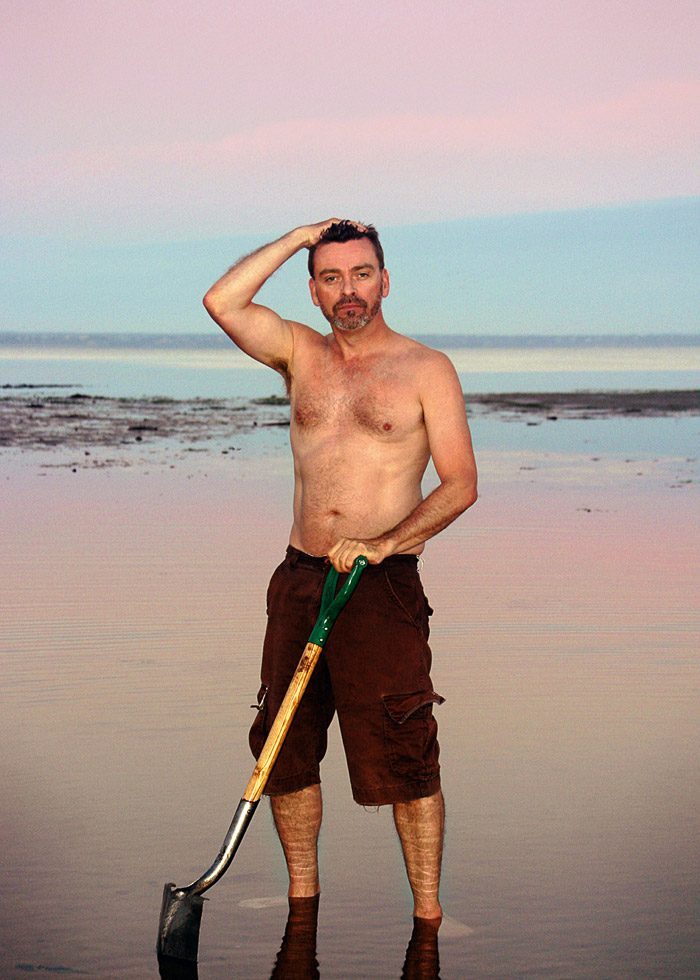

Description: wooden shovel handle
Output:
[243,641,324,802]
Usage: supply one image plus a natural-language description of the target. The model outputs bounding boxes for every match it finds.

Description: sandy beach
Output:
[1,399,698,978]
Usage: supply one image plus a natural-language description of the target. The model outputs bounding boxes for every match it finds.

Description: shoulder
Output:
[287,320,330,362]
[287,320,328,348]
[390,334,459,383]
[287,320,331,378]
[390,337,464,417]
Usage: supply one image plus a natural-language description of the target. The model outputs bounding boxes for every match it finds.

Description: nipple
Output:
[382,422,392,431]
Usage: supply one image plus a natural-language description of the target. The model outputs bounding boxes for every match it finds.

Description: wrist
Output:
[371,536,396,561]
[287,225,316,251]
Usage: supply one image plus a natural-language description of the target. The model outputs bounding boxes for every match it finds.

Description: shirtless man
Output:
[203,219,477,922]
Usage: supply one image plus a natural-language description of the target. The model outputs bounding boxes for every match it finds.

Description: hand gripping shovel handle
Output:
[158,555,367,962]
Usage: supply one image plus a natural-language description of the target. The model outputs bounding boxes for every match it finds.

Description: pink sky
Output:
[2,0,698,240]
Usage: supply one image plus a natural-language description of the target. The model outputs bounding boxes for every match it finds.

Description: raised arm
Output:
[203,219,339,373]
[328,352,477,571]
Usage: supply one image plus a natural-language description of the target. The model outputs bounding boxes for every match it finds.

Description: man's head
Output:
[307,220,384,279]
[308,220,389,333]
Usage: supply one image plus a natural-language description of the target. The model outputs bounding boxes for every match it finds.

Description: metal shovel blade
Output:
[157,883,205,963]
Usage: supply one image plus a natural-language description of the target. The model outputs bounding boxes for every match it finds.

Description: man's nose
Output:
[340,277,353,294]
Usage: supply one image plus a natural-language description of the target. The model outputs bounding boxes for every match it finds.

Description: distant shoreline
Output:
[2,330,699,351]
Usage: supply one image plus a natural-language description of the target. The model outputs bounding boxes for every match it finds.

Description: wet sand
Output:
[1,413,698,978]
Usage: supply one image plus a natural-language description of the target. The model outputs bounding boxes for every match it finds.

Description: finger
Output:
[331,542,360,572]
[327,540,342,562]
[330,552,351,573]
[327,542,347,572]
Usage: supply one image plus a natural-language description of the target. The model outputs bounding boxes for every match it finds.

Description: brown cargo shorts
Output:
[249,546,444,806]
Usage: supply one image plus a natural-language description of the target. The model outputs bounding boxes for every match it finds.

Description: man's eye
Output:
[324,276,337,283]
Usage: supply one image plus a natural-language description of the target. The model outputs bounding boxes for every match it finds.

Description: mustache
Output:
[333,296,367,312]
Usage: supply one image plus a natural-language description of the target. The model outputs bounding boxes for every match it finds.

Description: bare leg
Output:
[270,784,322,898]
[393,790,445,920]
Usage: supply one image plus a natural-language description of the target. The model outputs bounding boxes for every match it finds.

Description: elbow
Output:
[203,289,248,340]
[463,484,478,511]
[203,289,235,336]
[441,476,477,518]
[202,288,221,319]
[456,479,478,514]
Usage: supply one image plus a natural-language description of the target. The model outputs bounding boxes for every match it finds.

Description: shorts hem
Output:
[263,773,321,798]
[351,774,441,807]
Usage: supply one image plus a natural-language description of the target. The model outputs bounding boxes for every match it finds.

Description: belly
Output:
[290,430,428,555]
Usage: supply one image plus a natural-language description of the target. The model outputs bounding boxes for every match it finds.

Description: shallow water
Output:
[3,334,700,401]
[1,440,698,977]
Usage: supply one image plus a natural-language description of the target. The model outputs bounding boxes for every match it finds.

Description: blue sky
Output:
[2,198,697,337]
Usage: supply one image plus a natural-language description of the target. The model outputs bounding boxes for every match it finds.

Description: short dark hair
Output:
[308,220,384,277]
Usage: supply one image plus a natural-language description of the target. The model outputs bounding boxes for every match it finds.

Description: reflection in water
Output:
[158,896,441,978]
[401,917,441,979]
[270,895,320,978]
[158,953,199,980]
[268,898,441,979]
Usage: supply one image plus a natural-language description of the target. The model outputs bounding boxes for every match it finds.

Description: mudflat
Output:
[1,388,697,460]
[1,405,698,978]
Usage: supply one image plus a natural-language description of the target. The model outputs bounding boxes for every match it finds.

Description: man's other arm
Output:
[202,219,338,371]
[328,353,477,571]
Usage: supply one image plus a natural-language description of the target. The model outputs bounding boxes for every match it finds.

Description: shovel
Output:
[157,554,368,964]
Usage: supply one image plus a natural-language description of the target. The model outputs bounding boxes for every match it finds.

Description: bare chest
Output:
[290,356,423,440]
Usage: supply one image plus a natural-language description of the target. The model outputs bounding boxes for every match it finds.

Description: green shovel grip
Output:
[309,555,368,646]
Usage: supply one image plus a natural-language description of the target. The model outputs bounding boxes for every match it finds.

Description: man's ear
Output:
[381,268,390,298]
[309,277,320,307]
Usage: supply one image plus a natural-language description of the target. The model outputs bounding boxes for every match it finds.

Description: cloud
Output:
[3,80,698,238]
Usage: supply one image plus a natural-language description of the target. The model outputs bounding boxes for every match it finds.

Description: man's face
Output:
[309,238,389,332]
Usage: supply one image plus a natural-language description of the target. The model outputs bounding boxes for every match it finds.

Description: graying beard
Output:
[331,312,370,331]
[330,296,381,332]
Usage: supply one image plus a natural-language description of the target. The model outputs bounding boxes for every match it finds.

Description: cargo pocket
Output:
[382,690,445,780]
[248,684,269,759]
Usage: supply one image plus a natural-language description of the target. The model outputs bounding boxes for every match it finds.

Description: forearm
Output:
[327,477,477,571]
[376,478,477,556]
[203,227,309,316]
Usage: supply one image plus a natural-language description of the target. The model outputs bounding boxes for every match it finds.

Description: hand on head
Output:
[302,218,367,248]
